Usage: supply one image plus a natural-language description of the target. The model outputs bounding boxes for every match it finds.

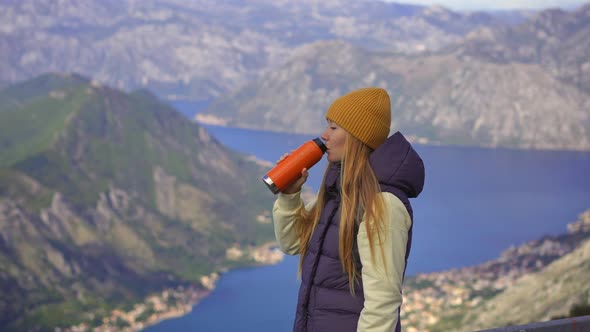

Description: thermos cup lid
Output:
[313,138,327,153]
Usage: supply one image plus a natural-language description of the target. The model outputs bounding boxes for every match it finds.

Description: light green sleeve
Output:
[357,192,412,332]
[272,191,316,255]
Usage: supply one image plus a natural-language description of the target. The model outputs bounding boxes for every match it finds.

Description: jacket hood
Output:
[369,132,425,199]
[323,132,424,199]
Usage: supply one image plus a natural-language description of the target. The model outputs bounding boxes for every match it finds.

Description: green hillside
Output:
[0,73,275,331]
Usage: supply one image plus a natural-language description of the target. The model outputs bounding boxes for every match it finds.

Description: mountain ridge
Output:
[454,3,590,93]
[0,0,524,101]
[198,5,590,151]
[0,73,276,331]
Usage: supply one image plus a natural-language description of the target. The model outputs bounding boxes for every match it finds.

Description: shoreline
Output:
[60,242,285,332]
[52,209,590,332]
[197,121,590,153]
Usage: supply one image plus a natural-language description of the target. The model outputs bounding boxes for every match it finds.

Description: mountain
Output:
[199,5,590,151]
[462,237,590,330]
[455,3,590,93]
[0,0,516,101]
[401,210,590,331]
[0,73,275,332]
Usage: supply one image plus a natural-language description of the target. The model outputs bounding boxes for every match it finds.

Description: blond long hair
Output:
[295,134,386,292]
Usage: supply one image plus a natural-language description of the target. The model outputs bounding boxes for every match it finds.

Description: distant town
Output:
[403,211,590,331]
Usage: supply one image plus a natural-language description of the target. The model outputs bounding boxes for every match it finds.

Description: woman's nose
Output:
[321,128,329,141]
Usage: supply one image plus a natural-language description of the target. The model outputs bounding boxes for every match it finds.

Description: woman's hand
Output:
[276,152,309,194]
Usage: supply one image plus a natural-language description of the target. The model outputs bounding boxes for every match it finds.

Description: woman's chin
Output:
[326,155,340,163]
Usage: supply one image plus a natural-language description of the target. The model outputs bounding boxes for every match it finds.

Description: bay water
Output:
[145,103,590,332]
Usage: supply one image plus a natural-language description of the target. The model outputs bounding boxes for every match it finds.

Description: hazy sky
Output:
[387,0,588,10]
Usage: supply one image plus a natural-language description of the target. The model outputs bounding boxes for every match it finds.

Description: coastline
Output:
[60,242,285,332]
[55,212,590,332]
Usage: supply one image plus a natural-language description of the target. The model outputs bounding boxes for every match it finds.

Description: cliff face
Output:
[0,73,275,331]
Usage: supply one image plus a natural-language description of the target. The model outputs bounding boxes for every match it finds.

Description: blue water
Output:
[201,125,590,273]
[146,104,590,332]
[168,99,212,118]
[145,256,300,332]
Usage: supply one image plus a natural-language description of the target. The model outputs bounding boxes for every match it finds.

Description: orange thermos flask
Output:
[262,138,327,194]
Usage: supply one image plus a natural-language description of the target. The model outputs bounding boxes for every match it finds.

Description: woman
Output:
[272,87,425,332]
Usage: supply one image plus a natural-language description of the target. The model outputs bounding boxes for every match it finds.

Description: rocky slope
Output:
[200,5,590,151]
[0,0,519,101]
[0,73,275,331]
[463,237,590,330]
[401,210,590,332]
[456,3,590,93]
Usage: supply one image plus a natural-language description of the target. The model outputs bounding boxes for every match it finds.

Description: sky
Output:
[386,0,589,11]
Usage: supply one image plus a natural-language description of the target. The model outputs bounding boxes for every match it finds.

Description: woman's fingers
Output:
[282,168,309,194]
[301,168,309,179]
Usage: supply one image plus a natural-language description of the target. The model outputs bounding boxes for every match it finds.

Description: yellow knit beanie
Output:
[325,87,391,149]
